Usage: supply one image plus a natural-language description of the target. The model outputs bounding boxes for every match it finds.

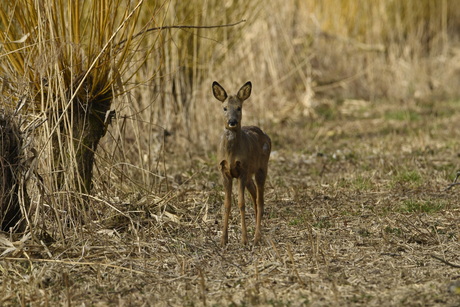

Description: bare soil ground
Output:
[1,98,460,306]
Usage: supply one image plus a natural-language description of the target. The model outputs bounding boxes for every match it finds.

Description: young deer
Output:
[212,81,271,246]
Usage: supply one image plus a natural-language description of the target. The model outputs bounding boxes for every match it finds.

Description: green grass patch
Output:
[351,175,373,191]
[397,170,422,183]
[313,217,332,229]
[391,169,423,188]
[338,175,373,191]
[384,226,403,236]
[399,200,446,213]
[384,109,420,122]
[289,216,306,226]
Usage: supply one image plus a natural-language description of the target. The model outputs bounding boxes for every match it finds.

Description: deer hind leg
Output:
[254,169,267,245]
[238,175,249,245]
[246,179,257,217]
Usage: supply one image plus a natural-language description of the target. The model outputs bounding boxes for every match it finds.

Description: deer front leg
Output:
[221,171,233,246]
[238,175,248,245]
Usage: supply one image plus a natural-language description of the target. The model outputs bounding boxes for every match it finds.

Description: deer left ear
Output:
[212,81,228,102]
[237,81,252,101]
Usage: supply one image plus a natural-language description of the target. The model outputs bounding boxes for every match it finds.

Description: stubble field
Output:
[2,96,460,306]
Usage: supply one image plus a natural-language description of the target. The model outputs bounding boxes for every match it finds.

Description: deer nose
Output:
[228,119,238,127]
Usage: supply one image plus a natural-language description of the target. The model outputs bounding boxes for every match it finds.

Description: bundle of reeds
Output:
[1,0,157,225]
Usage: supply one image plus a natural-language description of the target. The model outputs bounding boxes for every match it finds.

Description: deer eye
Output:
[223,107,227,111]
[237,107,242,111]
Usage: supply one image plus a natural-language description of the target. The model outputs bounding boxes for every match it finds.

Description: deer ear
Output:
[237,81,252,101]
[212,81,228,102]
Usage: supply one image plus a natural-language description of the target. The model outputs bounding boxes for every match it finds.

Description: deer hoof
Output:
[253,233,262,245]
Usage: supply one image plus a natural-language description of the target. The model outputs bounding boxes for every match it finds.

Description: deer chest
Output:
[219,159,244,178]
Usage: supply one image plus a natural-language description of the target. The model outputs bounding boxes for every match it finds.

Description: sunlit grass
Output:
[390,169,423,188]
[399,199,447,213]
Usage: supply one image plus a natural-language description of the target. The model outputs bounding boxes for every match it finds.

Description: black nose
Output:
[228,119,238,127]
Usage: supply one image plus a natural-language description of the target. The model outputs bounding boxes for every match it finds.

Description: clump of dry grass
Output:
[0,0,159,229]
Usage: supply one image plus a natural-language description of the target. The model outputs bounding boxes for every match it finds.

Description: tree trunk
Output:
[72,88,112,194]
[50,75,113,216]
[0,113,27,232]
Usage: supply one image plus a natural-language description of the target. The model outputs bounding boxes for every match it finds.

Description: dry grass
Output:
[1,0,460,306]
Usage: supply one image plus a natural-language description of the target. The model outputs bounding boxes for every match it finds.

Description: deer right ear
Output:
[237,81,252,101]
[212,81,228,102]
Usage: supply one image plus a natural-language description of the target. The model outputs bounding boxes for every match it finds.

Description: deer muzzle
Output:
[227,119,238,128]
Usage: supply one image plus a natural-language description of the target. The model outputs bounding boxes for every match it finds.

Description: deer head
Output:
[212,81,252,131]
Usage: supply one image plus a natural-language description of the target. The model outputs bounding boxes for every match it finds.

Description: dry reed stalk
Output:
[198,268,207,306]
[286,243,306,286]
[268,238,282,262]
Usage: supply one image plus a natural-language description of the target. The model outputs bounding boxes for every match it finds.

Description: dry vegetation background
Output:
[1,0,460,306]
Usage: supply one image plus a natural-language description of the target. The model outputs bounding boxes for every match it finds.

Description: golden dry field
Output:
[1,0,460,306]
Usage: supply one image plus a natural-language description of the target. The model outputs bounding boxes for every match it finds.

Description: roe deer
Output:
[212,81,271,246]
